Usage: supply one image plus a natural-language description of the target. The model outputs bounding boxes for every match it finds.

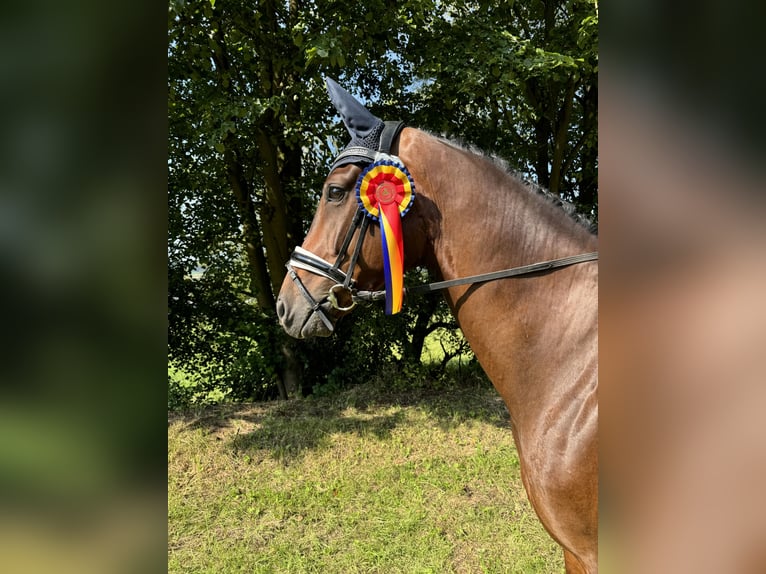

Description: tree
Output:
[168,0,598,405]
[168,0,432,402]
[169,0,307,400]
[407,0,598,219]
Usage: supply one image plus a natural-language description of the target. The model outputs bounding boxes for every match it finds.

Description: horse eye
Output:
[327,186,347,202]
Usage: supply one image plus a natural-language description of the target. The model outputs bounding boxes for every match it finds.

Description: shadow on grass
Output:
[170,375,511,465]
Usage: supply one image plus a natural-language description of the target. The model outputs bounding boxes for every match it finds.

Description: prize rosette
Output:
[355,158,416,314]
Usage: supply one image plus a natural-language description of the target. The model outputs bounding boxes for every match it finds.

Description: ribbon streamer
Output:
[355,158,415,314]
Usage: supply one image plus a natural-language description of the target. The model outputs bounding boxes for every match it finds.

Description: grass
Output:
[168,379,563,573]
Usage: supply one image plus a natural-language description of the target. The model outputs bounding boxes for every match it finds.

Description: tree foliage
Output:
[406,0,598,214]
[168,0,598,407]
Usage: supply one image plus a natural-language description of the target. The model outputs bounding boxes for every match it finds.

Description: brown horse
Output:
[276,81,598,573]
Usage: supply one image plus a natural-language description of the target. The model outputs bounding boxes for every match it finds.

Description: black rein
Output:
[353,252,599,304]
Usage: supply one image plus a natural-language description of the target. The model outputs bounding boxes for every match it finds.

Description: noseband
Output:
[285,206,372,331]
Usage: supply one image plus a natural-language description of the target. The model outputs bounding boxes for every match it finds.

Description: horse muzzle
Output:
[277,251,359,338]
[277,216,369,339]
[276,292,334,339]
[276,277,335,340]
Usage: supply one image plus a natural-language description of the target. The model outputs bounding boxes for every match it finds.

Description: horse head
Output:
[276,79,428,339]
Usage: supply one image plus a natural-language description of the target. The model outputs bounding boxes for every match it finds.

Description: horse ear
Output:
[325,77,383,148]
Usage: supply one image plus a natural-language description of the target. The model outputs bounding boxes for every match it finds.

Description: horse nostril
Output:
[276,297,286,321]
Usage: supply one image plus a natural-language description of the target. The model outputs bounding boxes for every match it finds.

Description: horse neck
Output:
[401,131,596,281]
[399,130,598,422]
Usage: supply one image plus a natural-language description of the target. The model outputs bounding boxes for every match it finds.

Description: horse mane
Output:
[431,135,598,235]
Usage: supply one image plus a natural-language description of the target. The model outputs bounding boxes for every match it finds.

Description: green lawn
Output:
[168,381,563,573]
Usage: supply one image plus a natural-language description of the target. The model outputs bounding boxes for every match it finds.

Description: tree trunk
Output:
[255,125,291,291]
[403,295,440,363]
[549,78,577,197]
[280,341,301,397]
[224,143,276,311]
[579,81,598,218]
[533,113,552,190]
[523,79,552,190]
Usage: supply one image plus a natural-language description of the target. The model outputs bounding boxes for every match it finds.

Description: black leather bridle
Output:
[285,122,599,332]
[284,122,406,331]
[285,207,371,331]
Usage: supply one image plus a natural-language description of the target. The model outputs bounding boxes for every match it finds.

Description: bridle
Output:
[285,121,599,332]
[284,121,405,331]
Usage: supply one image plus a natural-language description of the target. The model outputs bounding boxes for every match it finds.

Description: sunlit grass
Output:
[168,381,563,573]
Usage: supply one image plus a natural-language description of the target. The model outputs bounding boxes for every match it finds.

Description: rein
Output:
[353,251,599,303]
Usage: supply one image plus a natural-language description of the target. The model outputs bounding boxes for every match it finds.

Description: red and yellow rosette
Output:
[355,158,416,314]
